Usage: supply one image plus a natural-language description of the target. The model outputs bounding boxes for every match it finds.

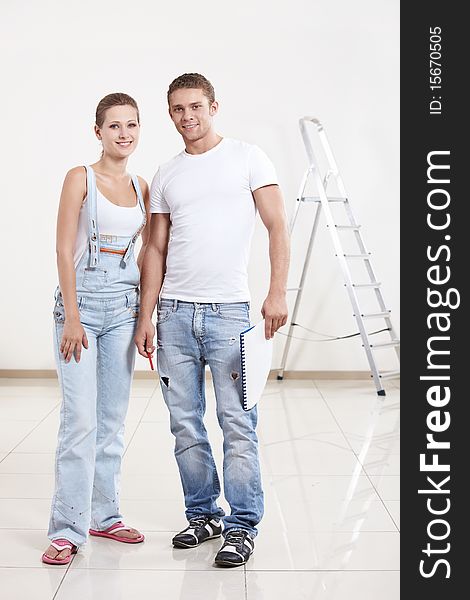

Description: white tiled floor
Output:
[0,377,400,599]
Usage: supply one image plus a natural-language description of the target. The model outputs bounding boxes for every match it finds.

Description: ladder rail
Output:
[342,201,400,362]
[308,164,385,394]
[279,117,400,393]
[341,182,401,363]
[307,120,393,311]
[278,203,322,378]
[289,168,311,232]
[303,116,401,366]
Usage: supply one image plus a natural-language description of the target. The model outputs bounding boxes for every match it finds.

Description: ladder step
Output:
[378,370,400,380]
[352,282,381,288]
[356,311,391,319]
[302,196,347,203]
[280,117,400,398]
[370,339,400,349]
[287,287,301,292]
[334,225,361,230]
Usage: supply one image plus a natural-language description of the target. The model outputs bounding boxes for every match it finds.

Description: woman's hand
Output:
[60,318,89,363]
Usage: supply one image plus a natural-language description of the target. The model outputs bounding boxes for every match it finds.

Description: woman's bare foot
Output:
[108,527,142,540]
[41,539,78,564]
[43,544,73,561]
[88,522,145,543]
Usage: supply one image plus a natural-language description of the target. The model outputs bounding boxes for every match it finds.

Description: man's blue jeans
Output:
[156,299,263,537]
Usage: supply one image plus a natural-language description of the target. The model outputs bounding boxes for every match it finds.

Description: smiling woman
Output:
[42,92,150,566]
[95,92,140,160]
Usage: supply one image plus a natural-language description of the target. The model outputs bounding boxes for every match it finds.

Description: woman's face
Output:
[95,104,140,158]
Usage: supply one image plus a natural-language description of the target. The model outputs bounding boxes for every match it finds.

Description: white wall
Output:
[0,0,399,372]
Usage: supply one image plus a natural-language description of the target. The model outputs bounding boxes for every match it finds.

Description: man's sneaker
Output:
[172,516,222,548]
[214,529,255,567]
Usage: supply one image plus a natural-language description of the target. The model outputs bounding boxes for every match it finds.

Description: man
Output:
[135,73,289,567]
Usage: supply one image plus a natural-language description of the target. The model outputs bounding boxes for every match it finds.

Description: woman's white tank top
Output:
[74,188,143,268]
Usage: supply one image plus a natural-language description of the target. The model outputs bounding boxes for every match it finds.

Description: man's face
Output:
[168,88,218,143]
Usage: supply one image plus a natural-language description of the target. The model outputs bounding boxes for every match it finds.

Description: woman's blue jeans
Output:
[48,290,139,546]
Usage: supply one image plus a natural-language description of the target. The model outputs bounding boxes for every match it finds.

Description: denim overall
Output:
[48,166,145,546]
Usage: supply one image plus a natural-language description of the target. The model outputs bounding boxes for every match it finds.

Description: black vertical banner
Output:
[401,4,466,597]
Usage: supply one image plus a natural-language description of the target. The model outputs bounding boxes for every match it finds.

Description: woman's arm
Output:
[56,166,89,363]
[136,176,150,270]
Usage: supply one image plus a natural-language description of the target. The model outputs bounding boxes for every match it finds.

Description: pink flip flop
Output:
[89,521,145,544]
[42,539,78,565]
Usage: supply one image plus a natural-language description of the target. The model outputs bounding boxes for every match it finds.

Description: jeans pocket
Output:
[157,307,172,324]
[216,304,250,323]
[128,304,139,318]
[82,267,108,292]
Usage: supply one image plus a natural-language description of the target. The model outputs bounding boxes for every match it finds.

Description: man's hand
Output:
[134,317,156,357]
[261,293,288,339]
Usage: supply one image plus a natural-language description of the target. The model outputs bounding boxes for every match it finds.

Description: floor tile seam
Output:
[0,451,55,454]
[245,568,401,573]
[255,471,376,476]
[0,497,55,501]
[259,422,333,534]
[0,452,57,456]
[0,566,65,569]
[0,402,62,461]
[52,554,76,600]
[310,381,361,459]
[0,419,59,423]
[0,566,401,573]
[0,566,399,574]
[311,383,398,479]
[260,433,354,450]
[0,527,53,530]
[122,396,154,458]
[68,567,244,572]
[311,380,399,531]
[381,500,400,532]
[0,527,401,532]
[147,383,162,402]
[0,472,53,475]
[0,527,182,531]
[352,465,399,519]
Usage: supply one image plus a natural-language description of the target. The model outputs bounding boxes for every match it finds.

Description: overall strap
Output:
[132,174,146,215]
[121,174,147,266]
[85,166,100,267]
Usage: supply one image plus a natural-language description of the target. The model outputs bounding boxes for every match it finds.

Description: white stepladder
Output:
[277,117,400,395]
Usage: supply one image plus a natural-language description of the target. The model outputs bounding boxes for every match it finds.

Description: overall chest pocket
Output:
[118,256,140,287]
[82,267,108,292]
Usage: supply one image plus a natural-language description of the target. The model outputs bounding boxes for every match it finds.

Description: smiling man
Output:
[135,73,290,567]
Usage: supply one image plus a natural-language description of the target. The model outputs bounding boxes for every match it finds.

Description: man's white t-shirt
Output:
[150,137,278,302]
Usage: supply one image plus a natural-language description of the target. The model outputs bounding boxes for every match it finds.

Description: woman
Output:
[42,93,150,565]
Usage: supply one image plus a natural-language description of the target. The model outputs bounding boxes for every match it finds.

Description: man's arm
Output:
[253,184,290,339]
[136,177,151,271]
[134,213,171,357]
